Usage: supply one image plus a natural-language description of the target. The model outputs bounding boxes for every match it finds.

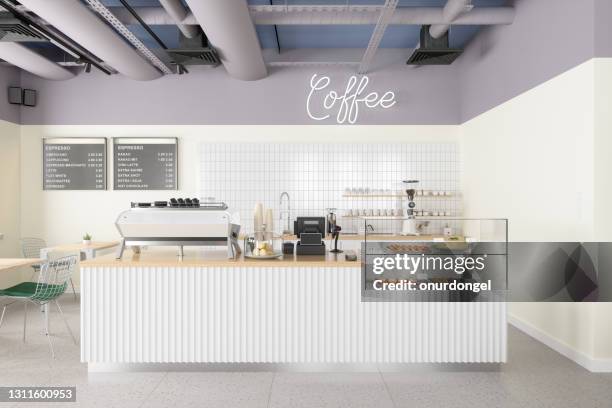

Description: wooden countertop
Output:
[0,258,43,272]
[81,249,361,268]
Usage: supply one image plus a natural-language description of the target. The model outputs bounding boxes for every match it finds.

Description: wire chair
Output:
[20,237,77,301]
[0,256,78,359]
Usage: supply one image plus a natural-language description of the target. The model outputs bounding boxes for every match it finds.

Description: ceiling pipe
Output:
[158,0,197,39]
[183,0,267,81]
[107,6,514,26]
[430,0,473,39]
[0,42,75,80]
[18,0,162,81]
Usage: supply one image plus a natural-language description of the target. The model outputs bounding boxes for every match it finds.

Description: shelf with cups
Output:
[342,193,459,198]
[341,215,459,220]
[342,191,459,198]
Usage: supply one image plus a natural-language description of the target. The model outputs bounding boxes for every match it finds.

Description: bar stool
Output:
[20,237,77,300]
[0,256,78,359]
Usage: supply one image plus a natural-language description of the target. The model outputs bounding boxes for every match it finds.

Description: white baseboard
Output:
[509,314,612,373]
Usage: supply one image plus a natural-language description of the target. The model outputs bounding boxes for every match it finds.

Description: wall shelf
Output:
[341,215,460,220]
[342,192,458,199]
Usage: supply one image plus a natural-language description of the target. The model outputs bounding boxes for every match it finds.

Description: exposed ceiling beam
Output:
[83,0,173,75]
[357,0,398,75]
[105,6,514,26]
[430,0,473,39]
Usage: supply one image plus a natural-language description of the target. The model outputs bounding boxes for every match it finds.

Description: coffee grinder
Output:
[401,179,419,236]
[326,208,342,253]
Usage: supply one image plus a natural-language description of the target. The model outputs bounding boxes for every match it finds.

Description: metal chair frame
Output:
[0,256,78,359]
[20,237,77,301]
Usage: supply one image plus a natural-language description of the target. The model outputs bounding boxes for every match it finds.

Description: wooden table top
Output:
[43,241,119,253]
[0,258,43,272]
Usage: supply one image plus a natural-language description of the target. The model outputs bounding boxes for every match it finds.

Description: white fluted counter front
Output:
[80,250,507,371]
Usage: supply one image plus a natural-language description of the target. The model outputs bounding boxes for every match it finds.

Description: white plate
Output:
[245,252,283,259]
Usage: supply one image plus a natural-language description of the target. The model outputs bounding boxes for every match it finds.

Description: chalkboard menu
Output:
[43,138,107,190]
[113,137,177,190]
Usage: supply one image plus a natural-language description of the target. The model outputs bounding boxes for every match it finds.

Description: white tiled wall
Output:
[200,143,461,235]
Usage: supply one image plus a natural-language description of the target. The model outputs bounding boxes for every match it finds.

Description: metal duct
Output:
[430,0,472,39]
[183,0,267,81]
[0,42,74,80]
[159,0,197,38]
[18,0,161,81]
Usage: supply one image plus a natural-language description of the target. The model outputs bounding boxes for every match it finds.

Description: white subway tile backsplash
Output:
[200,143,461,235]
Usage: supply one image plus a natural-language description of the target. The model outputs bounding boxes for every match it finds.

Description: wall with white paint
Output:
[461,58,612,369]
[0,119,23,287]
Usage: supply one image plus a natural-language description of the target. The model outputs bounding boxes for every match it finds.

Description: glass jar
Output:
[243,230,283,259]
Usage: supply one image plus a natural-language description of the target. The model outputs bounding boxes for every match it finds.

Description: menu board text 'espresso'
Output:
[113,138,177,190]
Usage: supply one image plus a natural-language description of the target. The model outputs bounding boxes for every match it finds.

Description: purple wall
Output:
[10,0,611,126]
[595,0,612,57]
[458,0,599,122]
[19,64,459,125]
[0,65,21,124]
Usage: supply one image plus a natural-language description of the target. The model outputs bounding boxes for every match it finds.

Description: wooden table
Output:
[0,258,43,272]
[40,241,119,261]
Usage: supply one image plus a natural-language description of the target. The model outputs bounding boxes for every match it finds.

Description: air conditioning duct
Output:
[18,0,162,81]
[167,32,220,66]
[0,14,47,42]
[0,42,74,80]
[407,25,463,66]
[158,0,197,39]
[183,0,267,81]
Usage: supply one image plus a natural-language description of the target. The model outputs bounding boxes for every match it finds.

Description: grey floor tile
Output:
[3,296,612,408]
[269,372,394,408]
[142,372,274,408]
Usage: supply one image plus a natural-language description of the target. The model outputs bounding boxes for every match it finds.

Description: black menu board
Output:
[113,137,177,190]
[43,138,107,190]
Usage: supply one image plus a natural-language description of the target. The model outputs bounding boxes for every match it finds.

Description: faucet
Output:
[279,192,291,234]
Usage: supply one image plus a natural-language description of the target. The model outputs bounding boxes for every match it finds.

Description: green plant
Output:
[83,233,92,241]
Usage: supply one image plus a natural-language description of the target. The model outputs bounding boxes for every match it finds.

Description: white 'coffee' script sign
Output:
[306,74,396,124]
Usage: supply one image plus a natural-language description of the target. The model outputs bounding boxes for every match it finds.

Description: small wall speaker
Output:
[8,86,22,105]
[23,89,36,107]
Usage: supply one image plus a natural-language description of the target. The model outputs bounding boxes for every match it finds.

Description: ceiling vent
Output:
[167,32,220,67]
[0,15,46,42]
[407,25,462,66]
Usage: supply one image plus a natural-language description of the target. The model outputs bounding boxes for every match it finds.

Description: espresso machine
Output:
[401,179,419,236]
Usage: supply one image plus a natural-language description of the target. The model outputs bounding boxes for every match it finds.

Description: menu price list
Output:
[113,138,177,190]
[43,139,106,190]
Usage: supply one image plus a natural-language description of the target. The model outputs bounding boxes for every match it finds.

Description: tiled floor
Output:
[1,296,611,408]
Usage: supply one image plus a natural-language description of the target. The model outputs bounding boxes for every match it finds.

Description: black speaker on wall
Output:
[23,89,36,107]
[8,86,22,105]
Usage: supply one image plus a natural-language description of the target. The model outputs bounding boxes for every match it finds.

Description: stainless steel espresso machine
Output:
[115,199,241,259]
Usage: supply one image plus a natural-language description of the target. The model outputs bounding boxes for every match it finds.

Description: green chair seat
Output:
[0,282,64,299]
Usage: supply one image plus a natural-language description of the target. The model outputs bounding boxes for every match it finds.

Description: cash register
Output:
[294,217,326,255]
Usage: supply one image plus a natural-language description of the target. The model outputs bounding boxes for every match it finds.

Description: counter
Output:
[80,249,359,268]
[80,248,507,370]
